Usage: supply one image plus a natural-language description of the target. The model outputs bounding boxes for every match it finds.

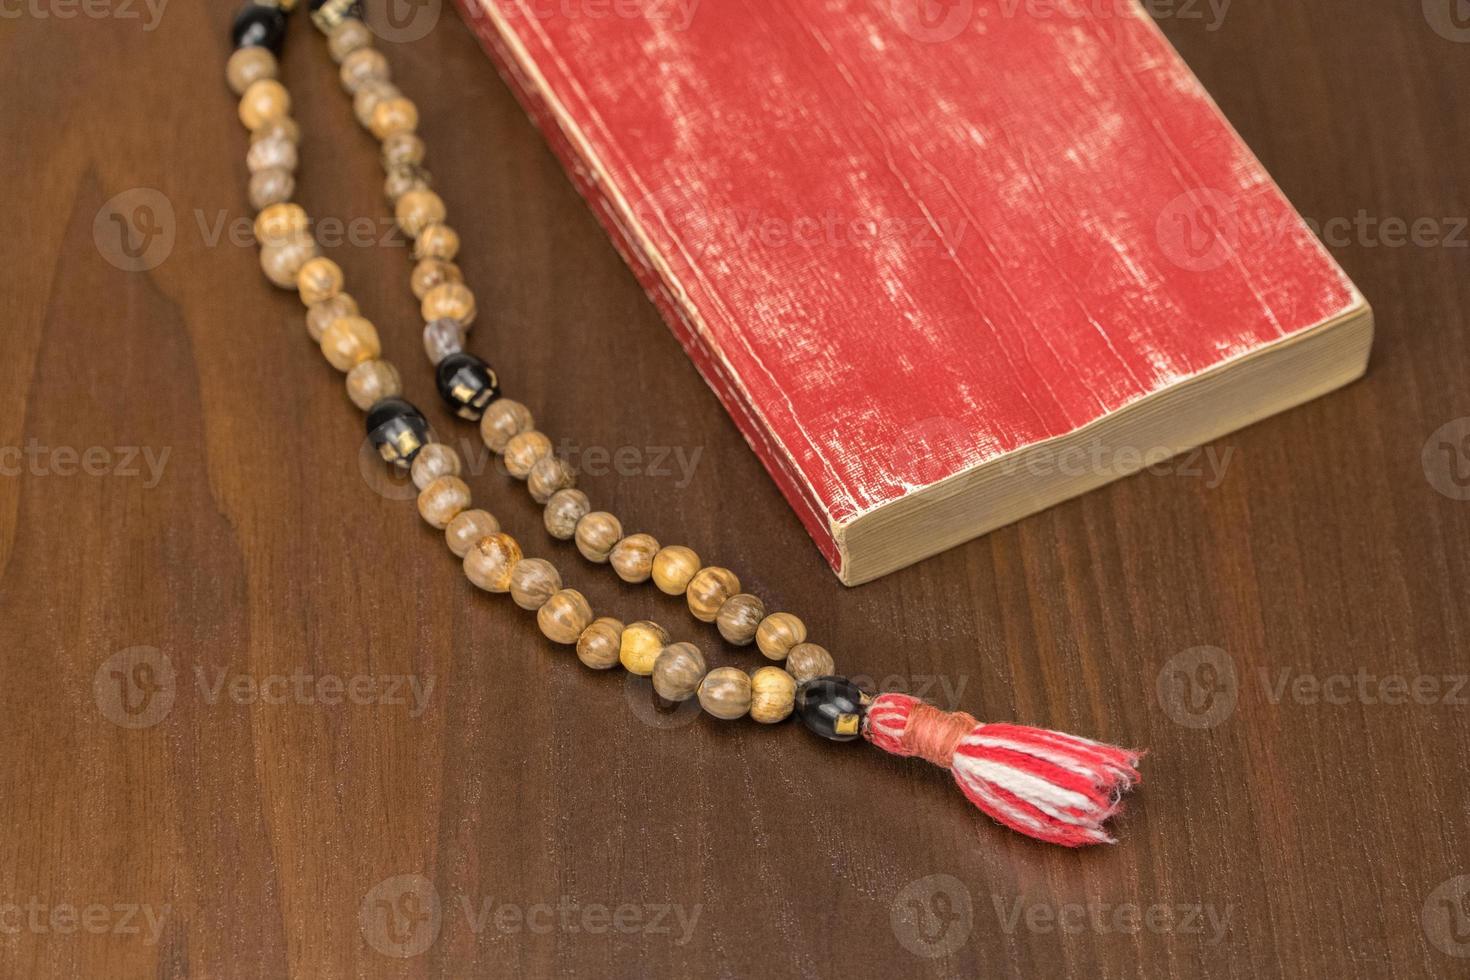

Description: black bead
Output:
[365,398,431,469]
[231,4,287,54]
[309,0,362,32]
[435,353,501,422]
[795,676,870,742]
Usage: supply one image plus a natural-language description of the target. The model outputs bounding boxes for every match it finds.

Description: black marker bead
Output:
[366,398,431,468]
[795,676,870,742]
[435,352,501,421]
[231,3,287,54]
[310,0,363,32]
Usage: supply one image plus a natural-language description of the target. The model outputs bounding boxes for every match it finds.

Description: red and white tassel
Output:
[863,693,1142,847]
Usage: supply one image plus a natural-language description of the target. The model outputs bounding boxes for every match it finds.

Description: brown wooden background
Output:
[2,1,1468,977]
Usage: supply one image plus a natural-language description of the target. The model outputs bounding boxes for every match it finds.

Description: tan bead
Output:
[716,593,765,645]
[410,258,462,300]
[238,78,290,130]
[749,667,797,724]
[686,566,740,623]
[410,442,461,490]
[382,132,426,169]
[445,508,499,558]
[527,455,576,504]
[509,558,562,611]
[543,488,591,540]
[384,164,431,205]
[420,282,476,327]
[248,167,295,211]
[307,292,360,342]
[246,135,297,174]
[226,46,277,95]
[480,399,534,453]
[698,667,752,720]
[618,620,670,676]
[251,117,300,146]
[652,642,707,701]
[353,81,399,129]
[417,475,470,530]
[319,315,381,371]
[260,235,318,288]
[609,533,659,584]
[539,589,593,645]
[414,223,459,261]
[327,17,373,62]
[345,359,401,410]
[296,256,343,305]
[395,189,446,239]
[339,47,389,94]
[576,618,624,670]
[503,430,552,479]
[575,511,623,563]
[463,532,522,592]
[651,546,701,596]
[786,643,835,684]
[370,97,419,140]
[254,202,308,247]
[755,612,807,661]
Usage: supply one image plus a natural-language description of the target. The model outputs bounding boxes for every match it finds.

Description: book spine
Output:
[453,0,846,575]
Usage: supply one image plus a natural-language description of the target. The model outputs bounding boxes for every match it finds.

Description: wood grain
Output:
[0,2,1467,977]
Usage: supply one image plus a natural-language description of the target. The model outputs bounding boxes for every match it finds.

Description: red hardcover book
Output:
[455,0,1373,584]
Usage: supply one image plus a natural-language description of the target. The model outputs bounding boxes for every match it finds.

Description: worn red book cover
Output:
[456,0,1372,584]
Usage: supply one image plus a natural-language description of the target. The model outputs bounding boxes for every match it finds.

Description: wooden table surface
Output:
[2,1,1468,977]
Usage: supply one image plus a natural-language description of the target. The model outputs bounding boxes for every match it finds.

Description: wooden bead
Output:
[254,202,308,247]
[238,78,290,130]
[463,532,521,592]
[576,618,624,670]
[509,558,562,611]
[538,589,593,644]
[480,398,534,453]
[609,533,659,583]
[527,455,576,504]
[417,475,470,530]
[755,612,807,661]
[353,81,399,129]
[370,97,419,140]
[305,293,358,341]
[503,430,552,479]
[227,46,277,95]
[420,282,476,327]
[686,566,740,623]
[382,132,426,169]
[319,315,381,372]
[786,642,835,684]
[260,235,318,288]
[248,167,294,211]
[296,256,343,306]
[414,223,459,261]
[619,620,671,675]
[444,508,499,558]
[651,546,701,596]
[246,135,297,174]
[410,443,461,490]
[345,359,401,410]
[575,511,623,563]
[543,488,591,540]
[385,164,432,204]
[422,318,464,365]
[327,17,372,62]
[251,117,299,146]
[698,667,752,720]
[716,593,765,645]
[339,47,389,94]
[652,642,707,701]
[395,189,446,239]
[409,258,461,300]
[750,666,797,724]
